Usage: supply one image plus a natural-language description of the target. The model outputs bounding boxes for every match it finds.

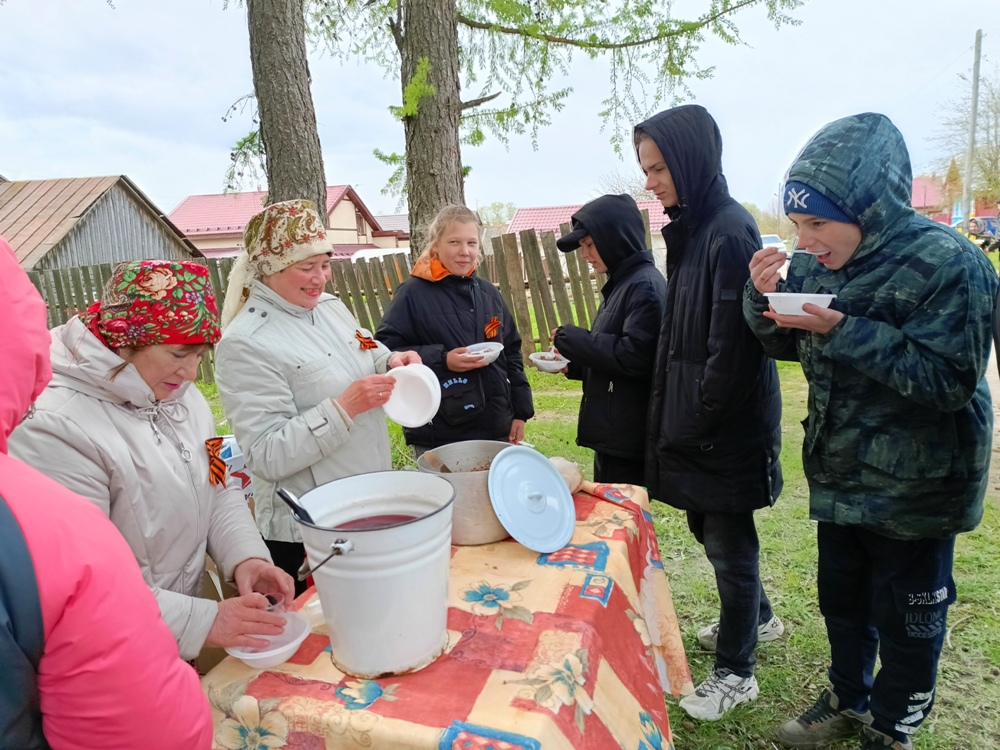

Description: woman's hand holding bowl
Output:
[337,374,396,418]
[388,350,422,369]
[204,593,286,651]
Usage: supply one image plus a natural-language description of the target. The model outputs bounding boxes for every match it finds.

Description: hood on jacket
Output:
[784,112,915,268]
[559,194,649,274]
[634,104,731,227]
[410,250,476,282]
[47,318,187,409]
[0,238,51,453]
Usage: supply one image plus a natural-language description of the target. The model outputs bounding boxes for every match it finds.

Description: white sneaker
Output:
[679,669,759,721]
[697,614,785,652]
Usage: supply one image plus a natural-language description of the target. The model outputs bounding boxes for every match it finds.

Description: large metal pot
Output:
[416,440,512,545]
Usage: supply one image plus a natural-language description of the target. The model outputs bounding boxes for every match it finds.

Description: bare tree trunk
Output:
[247,0,328,224]
[397,0,465,255]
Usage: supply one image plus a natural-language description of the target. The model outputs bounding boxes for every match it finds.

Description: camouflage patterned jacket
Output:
[743,113,998,540]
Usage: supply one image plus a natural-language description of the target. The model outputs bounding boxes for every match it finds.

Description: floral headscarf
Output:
[80,260,221,350]
[220,199,333,328]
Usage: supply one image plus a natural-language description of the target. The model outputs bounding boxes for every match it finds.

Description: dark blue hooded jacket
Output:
[553,194,666,463]
[635,105,783,512]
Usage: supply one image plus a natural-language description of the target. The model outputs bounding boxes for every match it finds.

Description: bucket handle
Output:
[298,538,355,581]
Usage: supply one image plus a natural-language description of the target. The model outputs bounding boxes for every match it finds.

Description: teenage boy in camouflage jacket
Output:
[744,112,997,750]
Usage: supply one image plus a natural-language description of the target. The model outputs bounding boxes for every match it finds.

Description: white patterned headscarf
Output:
[221,199,334,328]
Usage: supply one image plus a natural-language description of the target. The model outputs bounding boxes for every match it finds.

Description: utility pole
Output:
[961,29,982,233]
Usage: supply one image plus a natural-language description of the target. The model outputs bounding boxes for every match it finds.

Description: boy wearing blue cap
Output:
[745,113,997,750]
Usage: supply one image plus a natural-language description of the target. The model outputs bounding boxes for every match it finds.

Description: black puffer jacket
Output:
[635,105,782,512]
[553,195,666,462]
[376,273,533,448]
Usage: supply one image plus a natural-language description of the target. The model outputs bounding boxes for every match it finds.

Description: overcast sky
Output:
[0,1,995,218]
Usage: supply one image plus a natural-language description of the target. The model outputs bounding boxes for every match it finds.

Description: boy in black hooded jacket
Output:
[552,194,666,486]
[635,104,784,721]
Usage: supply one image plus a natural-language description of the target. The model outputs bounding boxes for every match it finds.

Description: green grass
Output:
[659,362,1000,750]
[197,363,1000,748]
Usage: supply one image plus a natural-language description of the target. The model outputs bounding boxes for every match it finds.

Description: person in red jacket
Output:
[0,236,213,750]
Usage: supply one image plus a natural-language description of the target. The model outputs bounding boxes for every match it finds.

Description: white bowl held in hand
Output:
[529,351,570,373]
[765,292,837,316]
[383,363,442,427]
[225,611,311,669]
[462,342,503,363]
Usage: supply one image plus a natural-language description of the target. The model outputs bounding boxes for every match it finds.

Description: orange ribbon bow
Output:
[206,437,226,487]
[485,316,501,339]
[356,330,378,350]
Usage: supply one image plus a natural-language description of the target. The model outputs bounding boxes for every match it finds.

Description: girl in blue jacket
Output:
[377,206,533,452]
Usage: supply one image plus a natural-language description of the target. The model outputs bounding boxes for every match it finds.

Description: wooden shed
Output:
[0,175,202,270]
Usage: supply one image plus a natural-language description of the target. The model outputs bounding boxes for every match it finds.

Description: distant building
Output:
[507,199,669,270]
[373,213,411,243]
[170,186,408,260]
[913,175,999,225]
[912,176,949,223]
[0,176,201,270]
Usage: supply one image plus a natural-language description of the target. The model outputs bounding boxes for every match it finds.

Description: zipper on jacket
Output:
[151,410,205,545]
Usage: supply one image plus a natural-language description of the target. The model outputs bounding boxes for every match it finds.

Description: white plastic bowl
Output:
[765,292,837,316]
[225,611,310,669]
[462,342,503,363]
[529,351,570,373]
[384,363,441,428]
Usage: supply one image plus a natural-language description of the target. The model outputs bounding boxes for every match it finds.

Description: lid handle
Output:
[524,485,547,513]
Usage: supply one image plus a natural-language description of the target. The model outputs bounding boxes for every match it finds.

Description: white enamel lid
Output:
[487,446,575,553]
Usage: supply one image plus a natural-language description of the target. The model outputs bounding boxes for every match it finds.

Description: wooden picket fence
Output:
[25,210,653,381]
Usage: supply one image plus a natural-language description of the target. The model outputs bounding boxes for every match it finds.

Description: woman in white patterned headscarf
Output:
[216,199,420,592]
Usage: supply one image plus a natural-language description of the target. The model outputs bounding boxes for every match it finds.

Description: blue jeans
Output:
[818,522,955,743]
[687,511,774,677]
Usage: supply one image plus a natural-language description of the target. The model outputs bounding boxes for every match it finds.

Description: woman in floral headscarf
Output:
[10,260,295,662]
[215,200,420,591]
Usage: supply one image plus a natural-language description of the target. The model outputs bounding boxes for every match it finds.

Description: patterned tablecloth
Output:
[201,483,693,750]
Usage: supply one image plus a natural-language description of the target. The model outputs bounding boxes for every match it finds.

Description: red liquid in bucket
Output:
[335,513,418,531]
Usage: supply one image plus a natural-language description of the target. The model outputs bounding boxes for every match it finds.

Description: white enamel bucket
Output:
[293,471,455,679]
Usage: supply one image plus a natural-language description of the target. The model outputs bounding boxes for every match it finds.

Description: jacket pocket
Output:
[658,361,714,447]
[291,357,336,381]
[438,374,485,426]
[857,433,953,479]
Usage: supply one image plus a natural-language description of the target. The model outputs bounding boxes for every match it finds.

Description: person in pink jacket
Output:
[0,236,213,750]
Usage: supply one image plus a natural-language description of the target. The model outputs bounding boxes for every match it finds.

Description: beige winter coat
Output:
[214,282,394,544]
[9,317,271,660]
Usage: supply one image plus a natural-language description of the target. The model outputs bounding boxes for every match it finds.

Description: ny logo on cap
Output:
[786,187,810,210]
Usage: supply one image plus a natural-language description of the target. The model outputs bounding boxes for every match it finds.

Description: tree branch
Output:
[387,8,403,53]
[455,0,761,50]
[461,91,502,111]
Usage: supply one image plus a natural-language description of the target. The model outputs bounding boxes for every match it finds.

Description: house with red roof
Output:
[912,175,999,225]
[169,186,408,259]
[911,175,950,223]
[507,199,670,270]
